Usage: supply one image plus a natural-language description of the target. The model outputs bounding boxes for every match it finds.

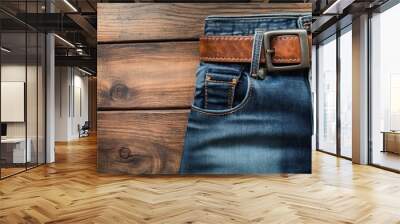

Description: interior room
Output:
[0,0,96,178]
[1,0,400,223]
[0,10,46,177]
[370,3,400,171]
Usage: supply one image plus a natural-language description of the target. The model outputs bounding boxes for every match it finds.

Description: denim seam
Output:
[204,74,209,109]
[206,79,236,84]
[227,85,232,108]
[250,31,264,77]
[229,81,236,108]
[298,15,312,30]
[206,15,304,22]
[205,74,238,109]
[304,73,314,135]
[191,76,253,116]
[297,17,303,29]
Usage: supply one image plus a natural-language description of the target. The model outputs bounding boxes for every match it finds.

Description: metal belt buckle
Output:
[263,29,310,73]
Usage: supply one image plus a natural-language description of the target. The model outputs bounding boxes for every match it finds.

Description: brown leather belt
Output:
[199,34,311,65]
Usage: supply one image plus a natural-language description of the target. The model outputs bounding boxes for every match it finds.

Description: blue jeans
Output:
[180,13,313,174]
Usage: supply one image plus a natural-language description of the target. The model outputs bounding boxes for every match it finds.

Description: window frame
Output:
[367,0,400,173]
[315,22,353,160]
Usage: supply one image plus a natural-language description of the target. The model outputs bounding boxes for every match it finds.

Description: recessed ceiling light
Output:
[78,67,94,76]
[1,47,11,53]
[63,0,78,12]
[54,34,75,48]
[323,0,355,15]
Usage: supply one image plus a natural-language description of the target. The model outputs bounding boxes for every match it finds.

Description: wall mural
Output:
[97,3,313,175]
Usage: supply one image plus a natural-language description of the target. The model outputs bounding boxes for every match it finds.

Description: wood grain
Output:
[97,110,189,174]
[98,3,312,42]
[88,77,97,131]
[97,42,197,109]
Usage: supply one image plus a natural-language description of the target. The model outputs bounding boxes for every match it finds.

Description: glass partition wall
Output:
[317,35,337,155]
[370,3,400,171]
[0,22,27,177]
[339,26,352,159]
[0,2,46,179]
[315,0,400,172]
[316,25,353,159]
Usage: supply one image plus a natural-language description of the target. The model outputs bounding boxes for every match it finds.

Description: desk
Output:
[1,138,31,163]
[382,131,400,154]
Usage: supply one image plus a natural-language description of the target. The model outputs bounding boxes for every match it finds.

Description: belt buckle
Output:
[263,29,310,73]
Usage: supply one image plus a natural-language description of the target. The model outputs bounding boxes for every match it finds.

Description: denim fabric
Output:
[179,13,313,174]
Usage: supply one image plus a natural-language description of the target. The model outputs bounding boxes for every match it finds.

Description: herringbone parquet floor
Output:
[1,135,400,224]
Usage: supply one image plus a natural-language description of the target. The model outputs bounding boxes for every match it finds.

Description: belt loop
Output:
[250,30,264,79]
[298,15,312,32]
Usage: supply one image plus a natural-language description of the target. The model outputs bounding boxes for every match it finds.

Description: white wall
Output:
[1,65,30,138]
[70,73,89,138]
[54,67,89,141]
[1,65,26,132]
[55,67,70,141]
[1,64,26,81]
[1,82,25,122]
[1,63,46,164]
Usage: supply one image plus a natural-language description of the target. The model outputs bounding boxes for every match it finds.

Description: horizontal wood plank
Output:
[97,110,189,174]
[98,3,311,42]
[97,41,197,109]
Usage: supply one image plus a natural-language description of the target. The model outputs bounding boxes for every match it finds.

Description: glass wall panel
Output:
[27,30,38,169]
[339,27,352,158]
[317,35,337,154]
[38,32,45,165]
[371,3,400,171]
[311,46,317,150]
[26,0,40,169]
[0,1,46,179]
[1,21,28,177]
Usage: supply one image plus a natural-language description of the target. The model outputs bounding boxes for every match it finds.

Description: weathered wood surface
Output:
[97,110,189,174]
[97,42,197,109]
[98,3,312,42]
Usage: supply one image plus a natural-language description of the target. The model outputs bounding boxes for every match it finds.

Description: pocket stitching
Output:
[192,75,253,116]
[204,74,238,109]
[204,75,209,109]
[228,79,238,108]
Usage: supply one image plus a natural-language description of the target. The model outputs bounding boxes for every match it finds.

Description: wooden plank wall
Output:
[88,77,97,132]
[97,3,311,174]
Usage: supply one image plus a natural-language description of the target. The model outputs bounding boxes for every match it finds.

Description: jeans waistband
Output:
[204,13,312,36]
